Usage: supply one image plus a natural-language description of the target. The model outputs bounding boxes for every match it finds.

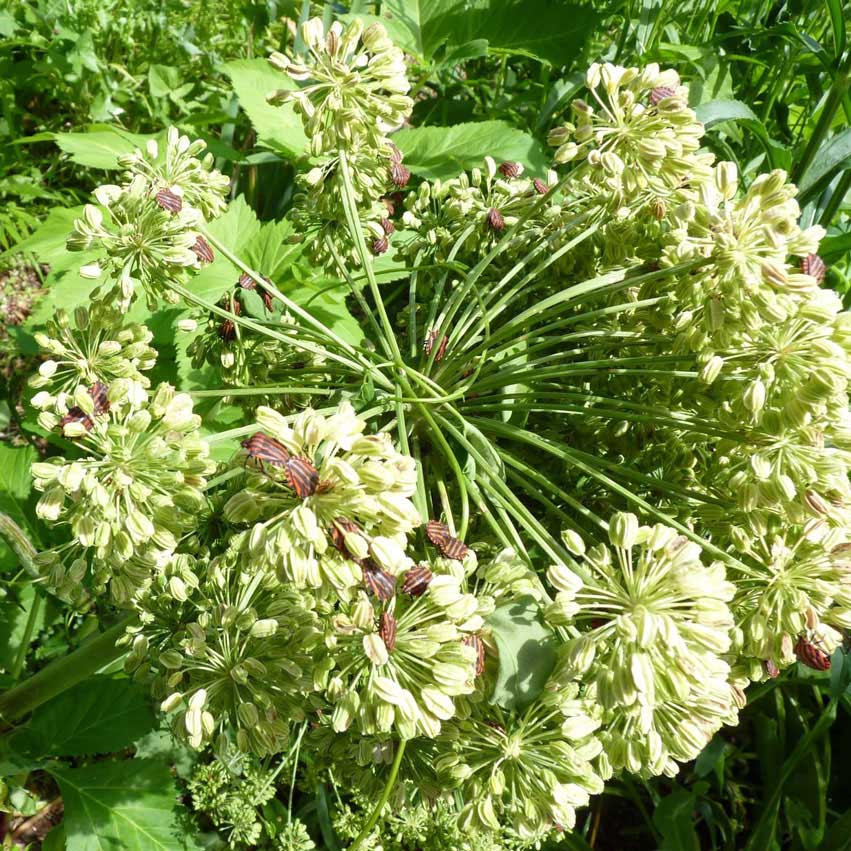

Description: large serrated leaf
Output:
[487,595,557,710]
[12,676,156,758]
[221,58,308,158]
[394,120,549,181]
[51,758,200,851]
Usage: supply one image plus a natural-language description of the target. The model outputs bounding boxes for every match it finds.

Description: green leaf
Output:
[133,728,197,780]
[0,443,36,527]
[377,0,598,64]
[51,758,200,851]
[0,585,48,673]
[653,788,700,851]
[220,58,308,158]
[15,676,156,758]
[52,126,158,170]
[798,128,851,199]
[394,121,549,181]
[695,99,759,128]
[11,206,85,267]
[487,595,557,710]
[148,65,182,99]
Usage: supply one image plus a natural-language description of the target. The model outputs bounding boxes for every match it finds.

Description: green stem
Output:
[348,739,407,851]
[0,615,137,722]
[11,594,41,681]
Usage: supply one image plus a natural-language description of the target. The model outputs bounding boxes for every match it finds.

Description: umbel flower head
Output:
[224,402,420,598]
[124,548,320,755]
[550,514,739,778]
[433,684,606,840]
[548,62,711,202]
[316,573,483,739]
[117,127,231,220]
[28,303,156,404]
[728,517,851,678]
[268,17,413,157]
[32,382,215,602]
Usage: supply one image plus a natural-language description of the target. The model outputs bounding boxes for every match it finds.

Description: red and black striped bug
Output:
[426,519,470,561]
[794,635,831,671]
[372,235,389,256]
[238,272,275,312]
[462,634,486,677]
[401,563,432,596]
[650,85,676,106]
[532,178,550,195]
[801,253,827,283]
[380,218,395,236]
[241,432,291,469]
[283,456,320,499]
[362,559,396,601]
[764,659,780,679]
[218,297,241,342]
[379,611,397,652]
[192,236,215,264]
[424,329,448,362]
[60,407,94,434]
[330,517,362,557]
[155,188,183,213]
[388,144,411,188]
[89,381,110,416]
[498,161,521,178]
[486,207,505,232]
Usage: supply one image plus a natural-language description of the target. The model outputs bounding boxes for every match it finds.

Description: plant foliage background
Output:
[1,1,851,850]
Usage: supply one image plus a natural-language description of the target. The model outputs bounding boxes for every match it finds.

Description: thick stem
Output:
[0,512,39,581]
[348,739,407,851]
[0,615,136,722]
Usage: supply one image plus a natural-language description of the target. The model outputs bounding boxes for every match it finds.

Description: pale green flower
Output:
[224,403,420,598]
[551,514,739,778]
[124,548,320,755]
[32,382,214,602]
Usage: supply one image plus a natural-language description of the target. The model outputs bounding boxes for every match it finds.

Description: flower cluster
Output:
[267,17,413,267]
[550,514,739,776]
[28,304,156,403]
[124,549,320,754]
[32,382,214,603]
[224,403,420,597]
[67,128,229,310]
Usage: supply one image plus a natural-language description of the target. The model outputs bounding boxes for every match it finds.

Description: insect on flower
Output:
[402,563,432,596]
[764,659,780,679]
[238,272,275,311]
[498,161,521,178]
[283,456,320,499]
[362,559,396,601]
[192,235,215,264]
[218,297,241,342]
[388,145,411,188]
[486,207,505,232]
[532,178,550,195]
[380,218,395,235]
[60,406,94,434]
[650,85,676,106]
[89,381,110,415]
[154,188,183,213]
[801,253,826,283]
[372,235,389,255]
[379,611,397,652]
[426,519,470,561]
[794,635,831,671]
[424,329,448,362]
[241,431,291,469]
[462,634,485,676]
[330,517,362,557]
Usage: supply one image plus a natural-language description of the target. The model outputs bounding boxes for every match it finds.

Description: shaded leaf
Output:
[798,128,851,198]
[654,788,700,851]
[0,585,48,673]
[51,758,200,851]
[53,126,158,170]
[394,120,549,181]
[487,595,557,710]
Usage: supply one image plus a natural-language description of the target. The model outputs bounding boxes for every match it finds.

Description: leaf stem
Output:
[348,739,407,851]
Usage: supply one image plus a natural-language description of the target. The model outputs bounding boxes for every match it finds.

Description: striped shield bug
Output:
[650,86,676,106]
[218,296,241,342]
[60,406,94,434]
[155,188,183,213]
[283,456,320,499]
[764,659,780,679]
[192,235,215,264]
[401,563,432,596]
[330,517,362,557]
[498,161,521,178]
[241,432,291,469]
[801,253,826,283]
[89,381,110,415]
[462,634,485,677]
[532,178,549,195]
[362,559,396,601]
[238,272,275,311]
[794,635,831,671]
[426,519,470,561]
[486,207,505,232]
[379,611,397,652]
[424,329,448,362]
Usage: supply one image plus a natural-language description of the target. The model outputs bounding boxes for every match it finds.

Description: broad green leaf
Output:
[220,58,308,158]
[798,128,851,198]
[148,64,182,98]
[53,126,158,170]
[11,206,85,267]
[695,99,759,128]
[487,595,557,710]
[133,728,197,780]
[51,758,200,851]
[0,443,36,525]
[0,585,48,672]
[18,676,156,758]
[653,788,700,851]
[378,0,598,65]
[394,121,549,181]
